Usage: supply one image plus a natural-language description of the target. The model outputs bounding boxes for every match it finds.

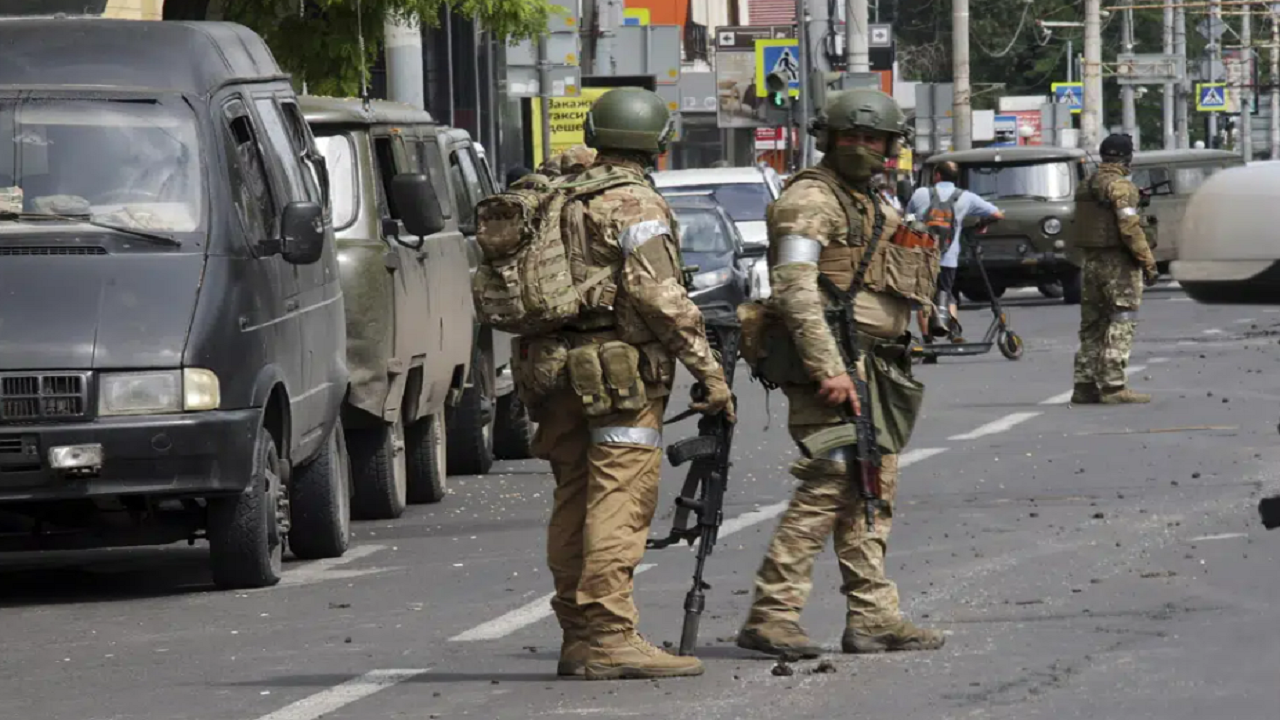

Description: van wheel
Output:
[289,418,352,560]
[446,349,495,476]
[407,409,448,504]
[347,419,408,521]
[208,424,285,590]
[494,392,537,460]
[1037,280,1064,299]
[1062,267,1083,306]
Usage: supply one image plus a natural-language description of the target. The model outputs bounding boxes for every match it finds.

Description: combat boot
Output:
[842,619,946,654]
[582,630,704,680]
[1100,386,1151,404]
[1070,382,1101,404]
[557,629,589,677]
[736,619,824,659]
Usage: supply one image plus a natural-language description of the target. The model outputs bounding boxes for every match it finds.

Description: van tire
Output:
[289,418,352,560]
[208,424,284,590]
[494,392,536,460]
[347,420,408,521]
[446,349,495,476]
[1062,267,1083,306]
[407,409,448,504]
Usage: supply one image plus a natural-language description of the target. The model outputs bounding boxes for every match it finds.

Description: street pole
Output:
[1209,0,1222,145]
[537,34,552,165]
[796,0,810,168]
[1068,38,1074,83]
[1122,9,1138,145]
[1271,12,1279,158]
[954,0,972,150]
[384,12,425,110]
[1164,1,1175,149]
[1242,3,1253,160]
[1082,0,1103,152]
[1176,7,1190,148]
[847,0,869,72]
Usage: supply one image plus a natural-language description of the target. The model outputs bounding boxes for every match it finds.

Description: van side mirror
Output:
[270,201,325,265]
[390,173,446,238]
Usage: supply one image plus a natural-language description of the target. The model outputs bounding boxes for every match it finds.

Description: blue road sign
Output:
[758,40,801,95]
[1196,83,1228,112]
[1052,82,1083,113]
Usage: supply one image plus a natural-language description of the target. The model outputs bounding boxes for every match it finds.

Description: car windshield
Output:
[313,133,357,229]
[664,182,772,222]
[963,162,1074,200]
[0,98,203,233]
[674,207,735,255]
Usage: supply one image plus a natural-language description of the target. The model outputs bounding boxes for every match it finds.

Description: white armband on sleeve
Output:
[775,235,822,266]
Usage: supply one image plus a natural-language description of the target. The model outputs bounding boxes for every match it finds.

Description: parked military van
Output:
[0,19,351,589]
[301,96,476,519]
[919,147,1089,303]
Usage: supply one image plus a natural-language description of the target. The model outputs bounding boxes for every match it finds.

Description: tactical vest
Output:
[1072,170,1135,249]
[769,166,940,307]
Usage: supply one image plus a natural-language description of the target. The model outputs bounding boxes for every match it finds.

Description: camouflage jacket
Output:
[581,160,720,383]
[766,169,922,383]
[1075,163,1155,267]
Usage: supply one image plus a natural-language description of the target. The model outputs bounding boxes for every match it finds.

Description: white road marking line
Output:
[1040,365,1147,406]
[948,412,1041,441]
[1234,318,1256,324]
[1147,357,1169,364]
[449,564,656,642]
[252,669,429,720]
[266,544,387,590]
[1168,297,1193,302]
[1203,328,1225,336]
[1186,532,1247,542]
[452,449,950,642]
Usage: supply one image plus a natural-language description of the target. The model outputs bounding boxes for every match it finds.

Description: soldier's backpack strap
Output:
[786,166,864,247]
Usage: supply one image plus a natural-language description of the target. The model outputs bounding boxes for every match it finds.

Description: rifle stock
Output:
[645,314,741,656]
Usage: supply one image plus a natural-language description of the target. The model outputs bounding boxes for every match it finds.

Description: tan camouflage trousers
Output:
[533,389,667,636]
[748,397,902,629]
[1073,248,1144,389]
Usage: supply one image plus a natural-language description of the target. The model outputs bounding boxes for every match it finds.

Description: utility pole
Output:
[537,34,552,164]
[1082,0,1103,152]
[1271,11,1279,158]
[954,0,972,150]
[1209,0,1222,145]
[1163,1,1175,149]
[1122,9,1138,146]
[1176,7,1190,148]
[796,0,811,168]
[384,12,425,110]
[1242,3,1253,161]
[847,0,869,72]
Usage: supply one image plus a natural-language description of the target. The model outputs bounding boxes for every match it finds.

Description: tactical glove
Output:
[1143,263,1159,287]
[690,367,736,423]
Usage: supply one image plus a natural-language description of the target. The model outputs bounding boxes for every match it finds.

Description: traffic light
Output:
[766,71,790,108]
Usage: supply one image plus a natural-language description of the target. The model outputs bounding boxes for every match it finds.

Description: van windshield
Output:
[0,98,203,233]
[963,162,1074,201]
[313,133,357,229]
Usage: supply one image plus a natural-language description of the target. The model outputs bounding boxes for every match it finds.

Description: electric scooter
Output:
[912,216,1024,362]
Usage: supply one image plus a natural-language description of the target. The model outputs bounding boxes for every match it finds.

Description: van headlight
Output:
[690,267,733,290]
[98,368,221,416]
[1042,217,1062,236]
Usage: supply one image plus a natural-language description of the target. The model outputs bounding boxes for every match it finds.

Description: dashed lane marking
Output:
[252,669,430,720]
[948,412,1042,441]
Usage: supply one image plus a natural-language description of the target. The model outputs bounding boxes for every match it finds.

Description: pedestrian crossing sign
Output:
[1051,82,1083,114]
[1196,83,1228,112]
[755,38,801,98]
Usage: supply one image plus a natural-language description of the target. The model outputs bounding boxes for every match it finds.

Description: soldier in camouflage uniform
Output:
[736,89,946,657]
[520,88,733,680]
[1070,133,1157,405]
[537,144,598,177]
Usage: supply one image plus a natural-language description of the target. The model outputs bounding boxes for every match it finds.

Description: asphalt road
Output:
[3,282,1279,720]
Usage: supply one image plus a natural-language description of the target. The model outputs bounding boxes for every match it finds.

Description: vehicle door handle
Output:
[286,299,299,312]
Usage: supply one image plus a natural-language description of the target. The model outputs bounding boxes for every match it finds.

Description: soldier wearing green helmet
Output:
[735,87,946,657]
[522,87,730,680]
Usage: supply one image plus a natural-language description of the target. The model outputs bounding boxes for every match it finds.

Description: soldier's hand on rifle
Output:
[690,369,736,423]
[818,372,860,413]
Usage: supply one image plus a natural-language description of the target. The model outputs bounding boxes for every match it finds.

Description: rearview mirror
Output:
[740,242,768,258]
[274,201,325,265]
[390,173,446,238]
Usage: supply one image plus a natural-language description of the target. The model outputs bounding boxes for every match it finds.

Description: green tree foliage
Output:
[220,0,557,96]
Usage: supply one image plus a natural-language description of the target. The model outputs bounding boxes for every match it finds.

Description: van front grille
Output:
[0,373,89,423]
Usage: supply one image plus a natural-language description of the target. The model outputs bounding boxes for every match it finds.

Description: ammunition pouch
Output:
[737,300,813,388]
[567,345,614,417]
[862,333,924,454]
[599,340,647,411]
[511,335,570,421]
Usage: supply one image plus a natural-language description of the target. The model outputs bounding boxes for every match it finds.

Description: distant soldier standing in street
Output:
[1070,133,1157,404]
[508,89,733,680]
[735,89,945,656]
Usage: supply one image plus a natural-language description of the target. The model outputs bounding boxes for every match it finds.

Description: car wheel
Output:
[347,419,408,520]
[288,418,352,560]
[208,423,285,590]
[446,348,495,476]
[1037,280,1064,299]
[494,391,537,460]
[407,409,448,504]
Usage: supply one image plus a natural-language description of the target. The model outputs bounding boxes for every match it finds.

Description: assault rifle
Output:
[797,275,889,532]
[646,310,741,656]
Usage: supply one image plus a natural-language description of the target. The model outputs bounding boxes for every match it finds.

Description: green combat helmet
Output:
[583,87,675,154]
[810,87,908,156]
